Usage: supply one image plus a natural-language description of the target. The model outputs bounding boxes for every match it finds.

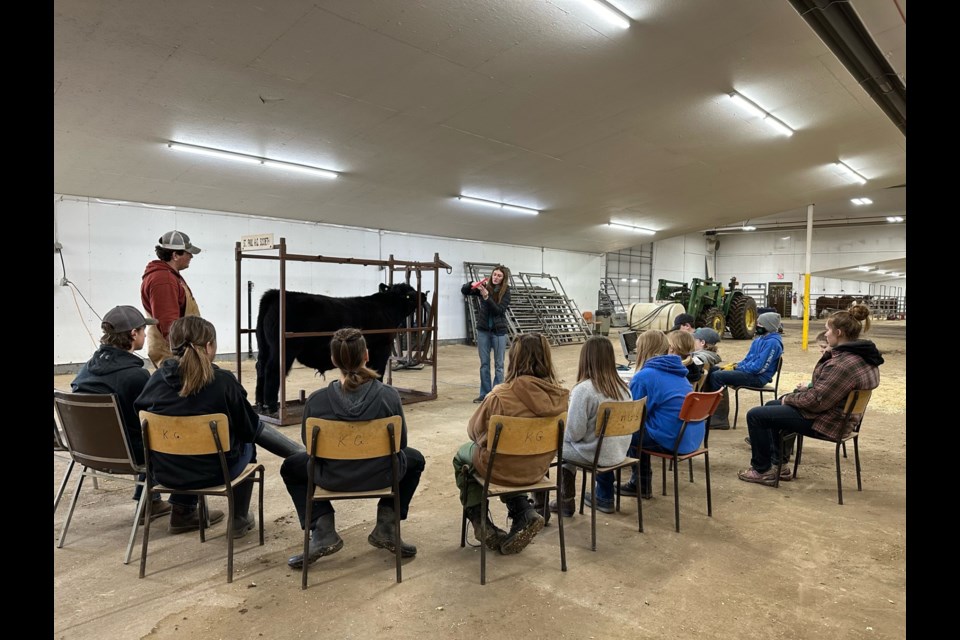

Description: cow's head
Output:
[380,282,428,315]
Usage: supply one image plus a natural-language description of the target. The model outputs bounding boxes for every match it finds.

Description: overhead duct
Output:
[787,0,906,136]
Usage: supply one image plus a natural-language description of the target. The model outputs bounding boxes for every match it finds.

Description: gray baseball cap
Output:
[158,230,201,254]
[102,305,158,333]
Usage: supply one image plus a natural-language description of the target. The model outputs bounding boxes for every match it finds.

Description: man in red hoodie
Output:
[140,230,202,367]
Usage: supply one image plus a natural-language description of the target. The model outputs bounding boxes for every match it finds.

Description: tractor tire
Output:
[699,308,726,335]
[727,294,758,339]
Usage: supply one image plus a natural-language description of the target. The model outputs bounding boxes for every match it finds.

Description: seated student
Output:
[667,330,703,385]
[670,313,696,334]
[738,304,882,485]
[705,312,783,392]
[454,334,569,555]
[71,305,173,522]
[281,328,426,569]
[619,330,700,499]
[549,336,632,517]
[135,316,303,536]
[691,327,723,369]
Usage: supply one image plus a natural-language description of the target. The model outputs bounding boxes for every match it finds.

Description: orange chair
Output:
[640,390,723,532]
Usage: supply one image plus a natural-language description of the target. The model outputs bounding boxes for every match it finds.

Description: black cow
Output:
[254,283,426,414]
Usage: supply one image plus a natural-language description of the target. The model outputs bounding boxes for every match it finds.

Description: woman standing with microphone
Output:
[461,265,511,403]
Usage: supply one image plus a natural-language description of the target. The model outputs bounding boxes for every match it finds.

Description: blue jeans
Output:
[706,369,768,392]
[476,330,507,398]
[746,400,818,472]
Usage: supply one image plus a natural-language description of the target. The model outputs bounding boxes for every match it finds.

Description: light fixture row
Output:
[851,197,873,205]
[168,142,339,179]
[728,92,794,137]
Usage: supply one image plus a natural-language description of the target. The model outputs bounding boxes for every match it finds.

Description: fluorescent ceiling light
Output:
[167,142,338,179]
[580,0,631,29]
[607,222,656,235]
[620,278,628,282]
[890,272,902,277]
[456,195,539,216]
[741,225,757,231]
[851,197,873,205]
[886,216,904,223]
[853,266,873,272]
[875,270,888,275]
[728,92,794,136]
[834,160,868,184]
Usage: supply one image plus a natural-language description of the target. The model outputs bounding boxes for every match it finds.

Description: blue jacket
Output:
[736,333,783,383]
[630,354,701,454]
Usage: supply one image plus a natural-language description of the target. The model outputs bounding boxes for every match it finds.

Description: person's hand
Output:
[480,288,489,300]
[793,384,805,393]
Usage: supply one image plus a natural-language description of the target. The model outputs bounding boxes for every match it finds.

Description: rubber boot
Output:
[499,494,545,555]
[229,480,256,539]
[710,388,731,430]
[464,505,508,551]
[367,504,417,558]
[169,503,225,535]
[531,491,551,526]
[287,513,344,568]
[255,424,306,458]
[549,467,576,517]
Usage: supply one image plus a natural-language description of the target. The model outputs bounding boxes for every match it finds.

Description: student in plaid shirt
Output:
[738,304,883,486]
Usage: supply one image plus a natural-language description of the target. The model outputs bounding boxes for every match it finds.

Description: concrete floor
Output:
[54,320,906,639]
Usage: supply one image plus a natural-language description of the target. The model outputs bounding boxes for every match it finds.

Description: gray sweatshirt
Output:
[562,379,632,467]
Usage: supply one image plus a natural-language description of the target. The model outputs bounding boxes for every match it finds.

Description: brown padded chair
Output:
[138,412,265,583]
[53,390,148,565]
[300,416,404,589]
[640,390,723,532]
[566,399,645,551]
[459,413,567,585]
[731,356,783,429]
[775,389,872,504]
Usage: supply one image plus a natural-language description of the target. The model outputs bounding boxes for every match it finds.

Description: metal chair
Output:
[53,390,148,564]
[138,412,265,583]
[566,399,645,551]
[53,414,76,513]
[459,413,567,585]
[731,356,783,429]
[775,389,872,504]
[640,390,723,532]
[300,416,404,589]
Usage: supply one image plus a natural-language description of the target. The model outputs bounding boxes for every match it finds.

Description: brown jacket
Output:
[468,375,570,485]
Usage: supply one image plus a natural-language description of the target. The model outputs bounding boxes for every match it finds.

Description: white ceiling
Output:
[53,0,906,254]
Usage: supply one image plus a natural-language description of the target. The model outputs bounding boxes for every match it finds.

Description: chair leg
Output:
[661,458,667,496]
[57,467,88,549]
[672,457,681,533]
[589,470,597,552]
[226,492,235,583]
[835,443,844,505]
[480,495,488,585]
[853,437,862,492]
[557,486,567,573]
[704,453,712,517]
[460,506,468,548]
[54,459,76,513]
[688,458,694,483]
[124,486,148,565]
[301,492,315,590]
[258,473,265,546]
[636,474,643,533]
[139,487,155,579]
[793,436,804,479]
[393,492,403,584]
[842,441,848,459]
[579,472,587,515]
[732,389,740,429]
[614,468,621,512]
[198,497,207,544]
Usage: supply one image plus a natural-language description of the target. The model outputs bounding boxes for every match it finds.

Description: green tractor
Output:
[655,277,758,339]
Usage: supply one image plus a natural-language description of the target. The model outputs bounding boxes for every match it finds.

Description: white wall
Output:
[53,195,603,365]
[648,225,906,315]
